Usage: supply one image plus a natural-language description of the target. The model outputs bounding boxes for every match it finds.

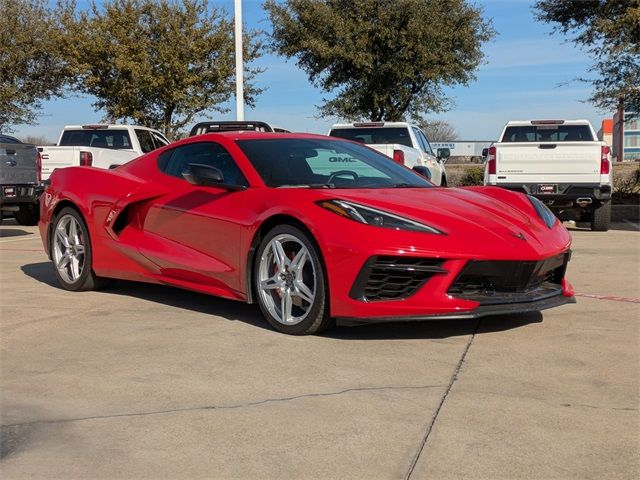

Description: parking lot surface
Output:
[1,220,638,479]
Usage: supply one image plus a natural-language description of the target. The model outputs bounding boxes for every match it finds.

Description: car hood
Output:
[316,186,570,256]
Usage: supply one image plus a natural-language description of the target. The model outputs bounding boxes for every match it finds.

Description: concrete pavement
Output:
[1,220,638,479]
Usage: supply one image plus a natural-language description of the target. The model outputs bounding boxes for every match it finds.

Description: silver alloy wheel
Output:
[258,233,316,326]
[52,214,86,284]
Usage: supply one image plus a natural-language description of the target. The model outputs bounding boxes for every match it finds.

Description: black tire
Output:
[50,207,110,291]
[590,201,611,232]
[15,203,39,226]
[254,224,332,335]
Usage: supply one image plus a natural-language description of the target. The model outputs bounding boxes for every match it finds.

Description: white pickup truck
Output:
[484,119,612,231]
[39,125,170,180]
[328,122,449,186]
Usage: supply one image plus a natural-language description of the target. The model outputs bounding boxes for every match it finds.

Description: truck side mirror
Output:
[482,148,488,158]
[413,165,432,180]
[437,148,450,161]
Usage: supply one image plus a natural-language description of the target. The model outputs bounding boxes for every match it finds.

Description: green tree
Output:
[264,0,494,122]
[67,0,264,138]
[534,0,640,113]
[0,0,74,131]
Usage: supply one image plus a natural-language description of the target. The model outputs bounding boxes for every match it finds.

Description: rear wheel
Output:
[254,225,332,335]
[51,207,109,291]
[15,203,39,226]
[590,201,611,232]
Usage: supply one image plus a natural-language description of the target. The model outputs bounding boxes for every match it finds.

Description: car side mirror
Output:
[182,163,246,191]
[436,148,450,161]
[482,148,488,158]
[413,165,432,180]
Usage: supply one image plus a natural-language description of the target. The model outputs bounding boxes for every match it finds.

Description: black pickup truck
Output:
[0,134,41,225]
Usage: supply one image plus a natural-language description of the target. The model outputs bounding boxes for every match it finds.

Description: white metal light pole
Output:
[234,0,244,121]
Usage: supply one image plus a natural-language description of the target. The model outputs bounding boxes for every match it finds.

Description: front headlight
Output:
[317,200,443,234]
[528,195,557,229]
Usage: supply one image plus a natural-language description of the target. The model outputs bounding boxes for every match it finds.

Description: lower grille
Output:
[350,256,446,301]
[447,252,569,305]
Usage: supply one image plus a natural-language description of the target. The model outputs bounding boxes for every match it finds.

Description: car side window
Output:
[159,142,248,186]
[151,132,169,148]
[135,129,155,153]
[412,127,425,153]
[422,131,435,156]
[412,127,431,155]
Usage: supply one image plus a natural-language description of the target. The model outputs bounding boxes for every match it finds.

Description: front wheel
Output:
[254,225,332,335]
[51,207,109,291]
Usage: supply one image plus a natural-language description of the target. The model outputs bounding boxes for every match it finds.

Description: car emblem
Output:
[512,232,526,240]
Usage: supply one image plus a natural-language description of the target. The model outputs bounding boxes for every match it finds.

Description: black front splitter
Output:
[335,294,576,327]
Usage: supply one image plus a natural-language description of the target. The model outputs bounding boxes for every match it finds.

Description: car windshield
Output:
[235,138,431,188]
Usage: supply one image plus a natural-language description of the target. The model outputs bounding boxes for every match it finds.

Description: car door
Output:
[138,141,249,296]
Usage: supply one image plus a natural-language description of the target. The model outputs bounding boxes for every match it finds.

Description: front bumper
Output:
[336,292,576,326]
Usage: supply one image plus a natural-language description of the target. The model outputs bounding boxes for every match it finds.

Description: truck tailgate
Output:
[40,147,78,180]
[369,144,394,158]
[496,142,601,183]
[0,143,37,184]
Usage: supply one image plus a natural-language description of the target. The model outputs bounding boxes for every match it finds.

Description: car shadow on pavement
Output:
[0,228,32,238]
[326,312,542,340]
[21,262,59,287]
[567,221,639,232]
[21,261,543,339]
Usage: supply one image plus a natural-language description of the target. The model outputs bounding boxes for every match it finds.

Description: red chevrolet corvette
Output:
[38,132,575,335]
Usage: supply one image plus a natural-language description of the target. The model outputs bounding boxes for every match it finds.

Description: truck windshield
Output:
[329,127,412,147]
[502,125,594,142]
[59,130,133,149]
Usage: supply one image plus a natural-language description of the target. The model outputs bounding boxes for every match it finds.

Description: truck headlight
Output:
[318,200,443,234]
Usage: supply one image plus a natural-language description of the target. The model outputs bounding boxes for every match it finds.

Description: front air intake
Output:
[350,256,446,301]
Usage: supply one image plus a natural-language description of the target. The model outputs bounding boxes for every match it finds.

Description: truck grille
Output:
[350,256,446,301]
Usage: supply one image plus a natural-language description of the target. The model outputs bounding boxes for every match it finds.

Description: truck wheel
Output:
[15,203,39,226]
[590,201,611,232]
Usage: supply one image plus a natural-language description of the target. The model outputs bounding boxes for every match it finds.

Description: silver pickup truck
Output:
[0,134,41,225]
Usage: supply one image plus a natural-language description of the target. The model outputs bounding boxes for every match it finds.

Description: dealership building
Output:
[613,111,640,161]
[430,141,493,160]
[600,112,640,161]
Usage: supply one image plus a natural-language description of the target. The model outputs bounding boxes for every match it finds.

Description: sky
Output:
[12,0,609,142]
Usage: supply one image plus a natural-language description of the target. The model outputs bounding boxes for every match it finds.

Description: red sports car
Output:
[38,132,575,335]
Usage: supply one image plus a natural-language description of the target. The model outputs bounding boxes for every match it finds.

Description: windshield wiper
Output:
[388,183,426,188]
[276,183,336,189]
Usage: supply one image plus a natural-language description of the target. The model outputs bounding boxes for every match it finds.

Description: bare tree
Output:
[18,135,53,145]
[418,120,459,142]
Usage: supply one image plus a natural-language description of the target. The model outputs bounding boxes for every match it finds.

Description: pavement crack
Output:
[1,383,444,429]
[404,319,481,480]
